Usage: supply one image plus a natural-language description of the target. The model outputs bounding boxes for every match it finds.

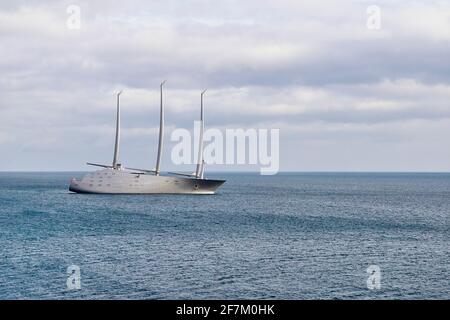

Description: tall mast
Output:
[155,81,166,175]
[112,90,123,169]
[196,90,206,179]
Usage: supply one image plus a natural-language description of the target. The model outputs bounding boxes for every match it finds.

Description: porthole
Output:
[193,184,199,190]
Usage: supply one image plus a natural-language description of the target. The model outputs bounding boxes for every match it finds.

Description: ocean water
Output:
[0,172,448,300]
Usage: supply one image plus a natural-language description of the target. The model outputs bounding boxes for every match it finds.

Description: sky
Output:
[0,0,449,172]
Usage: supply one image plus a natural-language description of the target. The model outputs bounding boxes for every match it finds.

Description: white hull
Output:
[69,168,225,194]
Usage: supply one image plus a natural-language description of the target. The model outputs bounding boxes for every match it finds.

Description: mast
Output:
[195,90,206,179]
[155,81,166,175]
[112,90,123,169]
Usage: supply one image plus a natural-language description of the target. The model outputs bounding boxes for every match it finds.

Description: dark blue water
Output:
[0,172,448,299]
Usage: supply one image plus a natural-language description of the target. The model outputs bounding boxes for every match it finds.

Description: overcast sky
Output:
[0,0,449,172]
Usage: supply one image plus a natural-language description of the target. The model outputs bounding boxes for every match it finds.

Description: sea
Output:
[0,172,448,299]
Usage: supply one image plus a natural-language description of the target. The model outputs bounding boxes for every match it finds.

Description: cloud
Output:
[0,0,449,171]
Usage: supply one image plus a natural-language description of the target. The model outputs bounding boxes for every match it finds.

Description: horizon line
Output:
[1,170,450,174]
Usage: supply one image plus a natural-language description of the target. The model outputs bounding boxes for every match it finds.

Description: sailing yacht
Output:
[69,82,225,194]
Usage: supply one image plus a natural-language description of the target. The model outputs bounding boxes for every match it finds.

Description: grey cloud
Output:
[0,0,449,171]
